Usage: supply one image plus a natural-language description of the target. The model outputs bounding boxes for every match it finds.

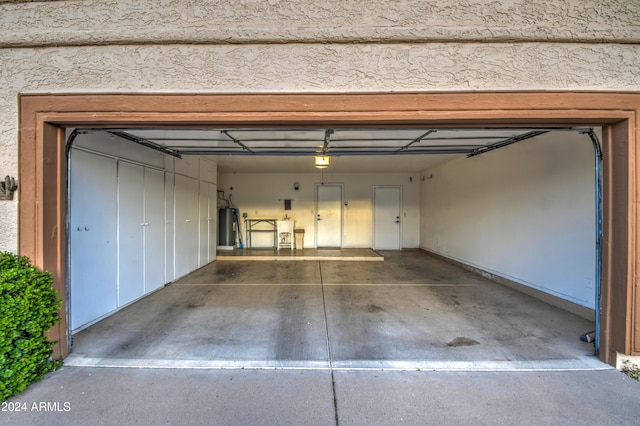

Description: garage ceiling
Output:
[100,127,578,173]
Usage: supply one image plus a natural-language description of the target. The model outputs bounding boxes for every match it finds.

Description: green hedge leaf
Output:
[0,252,63,401]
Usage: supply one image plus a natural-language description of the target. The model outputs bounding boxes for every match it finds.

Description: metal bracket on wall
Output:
[0,176,17,200]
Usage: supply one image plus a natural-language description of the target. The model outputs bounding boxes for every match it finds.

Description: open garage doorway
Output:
[65,126,598,325]
[18,92,640,366]
[63,124,601,370]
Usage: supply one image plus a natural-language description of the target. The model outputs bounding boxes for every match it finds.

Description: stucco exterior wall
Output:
[1,0,639,252]
[2,0,639,47]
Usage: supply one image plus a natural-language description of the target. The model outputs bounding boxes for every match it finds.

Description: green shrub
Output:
[0,252,62,401]
[622,360,639,381]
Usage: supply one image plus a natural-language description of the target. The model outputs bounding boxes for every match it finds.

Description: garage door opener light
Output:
[314,155,330,168]
[315,129,333,168]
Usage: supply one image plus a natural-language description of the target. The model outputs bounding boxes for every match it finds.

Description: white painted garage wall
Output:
[218,172,420,249]
[69,132,218,331]
[420,132,596,308]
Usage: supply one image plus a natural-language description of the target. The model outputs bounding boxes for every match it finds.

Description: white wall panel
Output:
[420,132,596,308]
[69,150,118,331]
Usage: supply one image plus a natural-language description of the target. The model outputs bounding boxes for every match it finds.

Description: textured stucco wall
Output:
[1,0,639,252]
[2,0,639,46]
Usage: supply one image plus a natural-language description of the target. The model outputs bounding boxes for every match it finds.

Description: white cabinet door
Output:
[175,174,199,278]
[164,172,175,282]
[117,162,145,306]
[144,167,166,292]
[69,150,118,331]
[198,181,209,267]
[208,183,217,262]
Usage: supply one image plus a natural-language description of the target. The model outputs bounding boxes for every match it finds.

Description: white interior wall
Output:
[420,132,596,308]
[218,171,421,249]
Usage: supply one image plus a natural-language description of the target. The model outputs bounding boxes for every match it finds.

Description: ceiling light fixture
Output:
[314,155,330,168]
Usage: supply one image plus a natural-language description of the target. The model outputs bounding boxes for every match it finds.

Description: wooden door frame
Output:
[18,91,640,365]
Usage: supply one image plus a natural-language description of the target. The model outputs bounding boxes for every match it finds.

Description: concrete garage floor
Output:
[66,250,600,370]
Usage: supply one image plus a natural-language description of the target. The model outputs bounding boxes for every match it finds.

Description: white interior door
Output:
[316,184,343,248]
[117,162,145,306]
[144,167,166,292]
[373,186,402,250]
[69,150,118,331]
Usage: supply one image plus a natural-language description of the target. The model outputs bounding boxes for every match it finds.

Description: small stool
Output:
[294,229,305,250]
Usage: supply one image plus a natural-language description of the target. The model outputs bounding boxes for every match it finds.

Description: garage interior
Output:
[63,124,601,369]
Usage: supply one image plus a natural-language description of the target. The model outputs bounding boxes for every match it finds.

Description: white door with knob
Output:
[373,186,402,250]
[315,184,343,248]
